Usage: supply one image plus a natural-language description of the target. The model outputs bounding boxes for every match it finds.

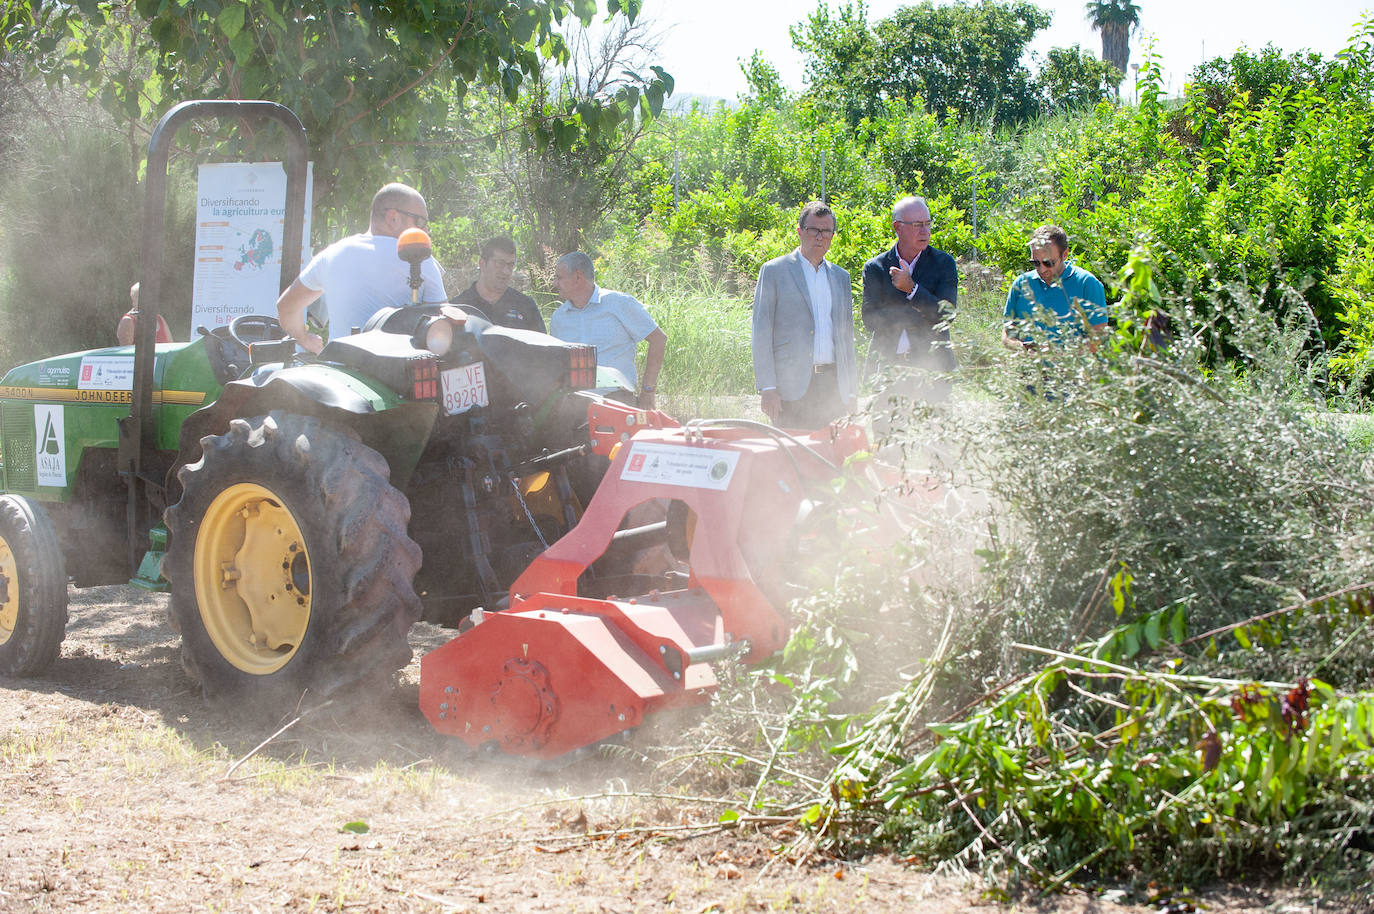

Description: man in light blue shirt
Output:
[1002,224,1108,351]
[550,251,666,409]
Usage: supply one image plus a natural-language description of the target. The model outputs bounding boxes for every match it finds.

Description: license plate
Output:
[440,363,489,415]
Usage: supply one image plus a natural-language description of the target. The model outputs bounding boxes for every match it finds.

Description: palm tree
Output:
[1085,0,1141,84]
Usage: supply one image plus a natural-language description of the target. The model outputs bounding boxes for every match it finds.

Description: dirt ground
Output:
[0,584,1360,913]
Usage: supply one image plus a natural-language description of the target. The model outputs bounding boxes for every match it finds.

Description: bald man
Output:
[277,182,447,353]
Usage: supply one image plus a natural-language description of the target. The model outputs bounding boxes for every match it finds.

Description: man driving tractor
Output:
[276,182,447,353]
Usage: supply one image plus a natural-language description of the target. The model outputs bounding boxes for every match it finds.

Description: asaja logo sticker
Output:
[35,404,67,487]
[41,417,60,454]
[709,460,729,481]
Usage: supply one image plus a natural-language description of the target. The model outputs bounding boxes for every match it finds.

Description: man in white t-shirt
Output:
[276,182,447,353]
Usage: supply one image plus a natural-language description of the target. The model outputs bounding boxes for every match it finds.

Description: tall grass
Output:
[595,263,758,419]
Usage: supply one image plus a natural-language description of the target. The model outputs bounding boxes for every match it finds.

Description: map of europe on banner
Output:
[191,161,313,332]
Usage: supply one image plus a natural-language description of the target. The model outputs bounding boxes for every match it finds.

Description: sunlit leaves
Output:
[6,0,672,211]
[793,0,1054,128]
[216,4,244,40]
[571,0,597,25]
[605,0,640,22]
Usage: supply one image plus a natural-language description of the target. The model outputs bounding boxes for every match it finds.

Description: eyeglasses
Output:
[802,226,836,239]
[896,220,934,230]
[392,208,428,228]
[1029,258,1058,268]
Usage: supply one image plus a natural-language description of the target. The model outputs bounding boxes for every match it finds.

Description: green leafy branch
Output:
[822,603,1374,885]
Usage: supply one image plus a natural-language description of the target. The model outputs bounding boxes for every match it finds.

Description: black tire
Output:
[0,494,68,676]
[164,413,422,709]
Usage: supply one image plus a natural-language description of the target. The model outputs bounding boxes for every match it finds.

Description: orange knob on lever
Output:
[396,227,432,304]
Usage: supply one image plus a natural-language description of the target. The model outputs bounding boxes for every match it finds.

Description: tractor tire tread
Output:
[0,494,69,676]
[165,412,421,710]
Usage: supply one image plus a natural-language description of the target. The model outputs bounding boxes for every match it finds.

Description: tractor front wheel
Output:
[0,494,68,676]
[165,413,422,709]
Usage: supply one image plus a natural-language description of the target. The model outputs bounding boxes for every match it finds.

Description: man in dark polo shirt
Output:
[452,236,545,332]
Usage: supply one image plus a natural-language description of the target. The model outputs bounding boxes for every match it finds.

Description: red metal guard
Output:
[419,405,871,757]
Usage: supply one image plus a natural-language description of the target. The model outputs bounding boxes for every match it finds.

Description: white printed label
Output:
[38,365,72,386]
[441,363,489,415]
[78,356,135,390]
[619,442,740,491]
[34,404,67,487]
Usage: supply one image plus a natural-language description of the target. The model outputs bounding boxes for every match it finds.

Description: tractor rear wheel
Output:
[165,413,422,709]
[0,494,68,676]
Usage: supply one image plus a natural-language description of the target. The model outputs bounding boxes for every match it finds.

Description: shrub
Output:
[0,107,197,359]
[690,274,1374,891]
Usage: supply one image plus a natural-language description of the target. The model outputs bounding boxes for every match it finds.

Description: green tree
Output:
[5,0,672,213]
[1185,45,1334,114]
[1084,0,1140,85]
[740,51,789,110]
[789,2,880,127]
[484,14,672,258]
[792,0,1052,128]
[1036,45,1119,112]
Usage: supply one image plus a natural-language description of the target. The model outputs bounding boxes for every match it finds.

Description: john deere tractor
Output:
[0,100,636,709]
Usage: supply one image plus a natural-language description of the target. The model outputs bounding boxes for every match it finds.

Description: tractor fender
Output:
[171,365,438,501]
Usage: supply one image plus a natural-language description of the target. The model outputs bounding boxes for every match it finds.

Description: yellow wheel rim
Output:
[0,534,17,646]
[193,483,312,675]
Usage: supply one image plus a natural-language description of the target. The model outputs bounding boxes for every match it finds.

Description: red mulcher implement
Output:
[421,403,873,759]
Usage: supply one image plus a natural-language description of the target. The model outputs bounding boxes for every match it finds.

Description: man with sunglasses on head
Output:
[277,182,447,354]
[752,200,859,429]
[1002,224,1107,352]
[862,195,958,406]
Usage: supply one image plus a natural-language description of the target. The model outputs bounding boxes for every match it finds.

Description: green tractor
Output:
[0,100,640,710]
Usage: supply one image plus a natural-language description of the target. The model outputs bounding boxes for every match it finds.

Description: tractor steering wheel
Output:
[227,314,286,350]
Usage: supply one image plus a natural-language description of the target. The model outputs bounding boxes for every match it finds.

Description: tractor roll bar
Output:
[120,100,308,574]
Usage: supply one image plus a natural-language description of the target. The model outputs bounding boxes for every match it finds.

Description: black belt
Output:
[812,363,836,374]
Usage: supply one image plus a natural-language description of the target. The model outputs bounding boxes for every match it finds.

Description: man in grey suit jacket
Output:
[752,201,859,429]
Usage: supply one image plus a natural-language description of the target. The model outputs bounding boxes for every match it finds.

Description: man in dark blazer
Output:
[861,195,958,407]
[752,201,859,430]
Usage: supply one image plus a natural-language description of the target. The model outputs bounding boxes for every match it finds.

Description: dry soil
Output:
[0,584,1359,913]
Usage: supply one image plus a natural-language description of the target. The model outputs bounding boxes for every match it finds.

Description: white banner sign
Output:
[35,405,67,487]
[78,355,135,390]
[619,442,740,491]
[191,161,313,334]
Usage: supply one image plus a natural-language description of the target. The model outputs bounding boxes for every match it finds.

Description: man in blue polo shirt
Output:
[1002,225,1108,352]
[550,251,666,409]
